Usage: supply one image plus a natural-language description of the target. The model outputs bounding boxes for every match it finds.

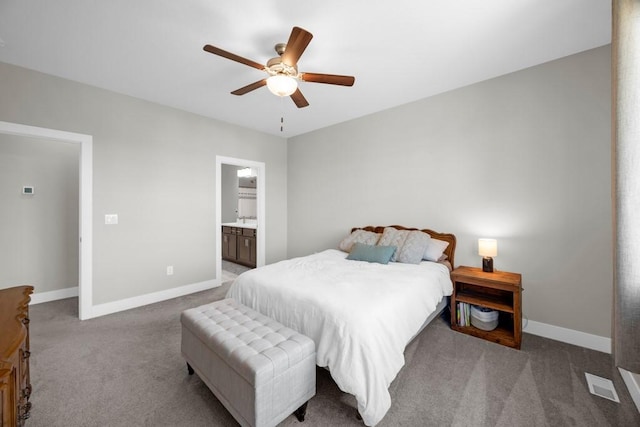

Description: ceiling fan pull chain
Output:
[280,96,285,132]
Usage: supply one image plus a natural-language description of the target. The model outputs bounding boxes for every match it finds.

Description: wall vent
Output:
[585,372,620,403]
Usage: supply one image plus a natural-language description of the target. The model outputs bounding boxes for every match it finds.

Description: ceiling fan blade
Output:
[281,27,313,67]
[231,79,267,95]
[203,44,265,71]
[301,72,355,86]
[290,89,309,108]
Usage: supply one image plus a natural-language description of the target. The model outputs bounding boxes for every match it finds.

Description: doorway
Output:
[0,121,92,319]
[215,156,265,284]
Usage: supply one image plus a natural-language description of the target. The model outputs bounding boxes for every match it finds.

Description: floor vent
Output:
[585,372,620,403]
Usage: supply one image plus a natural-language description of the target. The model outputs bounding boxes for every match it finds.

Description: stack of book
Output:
[456,302,471,327]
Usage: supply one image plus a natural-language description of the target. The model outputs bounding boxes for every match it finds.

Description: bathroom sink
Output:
[221,221,257,229]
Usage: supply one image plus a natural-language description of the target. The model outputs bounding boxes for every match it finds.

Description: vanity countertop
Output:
[222,221,257,229]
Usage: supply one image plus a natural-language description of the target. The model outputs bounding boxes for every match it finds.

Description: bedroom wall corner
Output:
[286,45,612,340]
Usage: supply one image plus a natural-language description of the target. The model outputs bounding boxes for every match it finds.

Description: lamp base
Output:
[482,257,494,273]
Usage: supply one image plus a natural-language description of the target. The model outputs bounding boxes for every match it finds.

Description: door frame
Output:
[0,121,93,319]
[216,156,265,280]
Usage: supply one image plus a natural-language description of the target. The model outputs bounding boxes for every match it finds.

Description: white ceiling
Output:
[0,1,611,138]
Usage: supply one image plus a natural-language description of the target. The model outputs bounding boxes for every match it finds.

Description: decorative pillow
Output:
[346,243,396,264]
[396,230,432,264]
[377,227,410,262]
[423,238,450,261]
[338,229,381,252]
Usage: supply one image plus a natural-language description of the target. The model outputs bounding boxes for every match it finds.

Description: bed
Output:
[226,225,456,426]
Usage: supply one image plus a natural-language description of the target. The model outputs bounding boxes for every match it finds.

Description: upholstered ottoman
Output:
[181,298,316,427]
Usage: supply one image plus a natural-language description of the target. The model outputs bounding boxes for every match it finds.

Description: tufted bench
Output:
[181,298,316,427]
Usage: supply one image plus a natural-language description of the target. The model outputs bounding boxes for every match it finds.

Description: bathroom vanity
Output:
[222,222,257,268]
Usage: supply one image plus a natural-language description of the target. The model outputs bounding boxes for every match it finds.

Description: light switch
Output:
[105,214,118,225]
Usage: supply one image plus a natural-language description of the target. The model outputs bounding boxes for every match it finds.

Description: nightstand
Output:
[450,266,522,349]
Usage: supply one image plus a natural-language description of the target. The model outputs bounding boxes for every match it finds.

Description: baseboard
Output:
[35,284,612,356]
[30,286,79,305]
[524,320,611,354]
[619,368,640,413]
[88,279,221,319]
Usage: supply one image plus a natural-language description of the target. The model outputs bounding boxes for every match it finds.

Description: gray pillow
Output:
[338,229,381,252]
[396,230,432,264]
[347,243,396,264]
[377,227,410,262]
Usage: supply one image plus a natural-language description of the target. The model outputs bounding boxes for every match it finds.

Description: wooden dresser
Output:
[0,286,34,427]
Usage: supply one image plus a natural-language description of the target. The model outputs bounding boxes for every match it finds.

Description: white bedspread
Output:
[226,249,453,426]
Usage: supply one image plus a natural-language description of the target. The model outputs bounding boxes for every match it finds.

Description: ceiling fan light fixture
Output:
[204,26,354,108]
[266,74,298,97]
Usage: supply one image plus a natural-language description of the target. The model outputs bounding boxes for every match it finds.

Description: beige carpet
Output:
[26,283,639,426]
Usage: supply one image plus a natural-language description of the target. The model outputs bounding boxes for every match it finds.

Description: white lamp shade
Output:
[266,75,298,97]
[478,238,498,257]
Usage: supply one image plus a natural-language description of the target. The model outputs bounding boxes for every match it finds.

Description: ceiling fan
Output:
[203,26,355,108]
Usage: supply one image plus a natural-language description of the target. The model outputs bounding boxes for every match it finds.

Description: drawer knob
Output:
[22,317,30,325]
[23,350,31,360]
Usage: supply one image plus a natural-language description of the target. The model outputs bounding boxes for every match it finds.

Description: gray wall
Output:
[0,45,612,338]
[0,134,79,292]
[288,46,612,337]
[0,61,287,305]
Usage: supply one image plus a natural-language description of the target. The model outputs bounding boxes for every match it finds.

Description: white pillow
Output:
[423,238,450,261]
[396,230,432,264]
[338,229,381,252]
[377,227,410,262]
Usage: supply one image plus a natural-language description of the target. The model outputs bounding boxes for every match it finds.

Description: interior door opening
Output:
[0,121,92,319]
[216,156,265,285]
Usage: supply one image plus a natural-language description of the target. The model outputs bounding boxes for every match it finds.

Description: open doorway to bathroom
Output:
[216,156,265,284]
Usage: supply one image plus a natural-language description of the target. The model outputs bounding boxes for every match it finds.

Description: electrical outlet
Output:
[166,266,174,276]
[105,214,118,225]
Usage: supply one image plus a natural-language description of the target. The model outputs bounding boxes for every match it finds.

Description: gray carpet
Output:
[221,261,252,283]
[26,283,639,427]
[222,260,252,276]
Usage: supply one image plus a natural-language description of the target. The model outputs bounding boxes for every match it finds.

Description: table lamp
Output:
[478,238,497,272]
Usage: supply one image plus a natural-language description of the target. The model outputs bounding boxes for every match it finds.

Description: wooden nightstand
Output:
[450,266,522,349]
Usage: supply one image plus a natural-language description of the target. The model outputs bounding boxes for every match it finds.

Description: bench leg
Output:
[294,402,308,422]
[187,363,194,375]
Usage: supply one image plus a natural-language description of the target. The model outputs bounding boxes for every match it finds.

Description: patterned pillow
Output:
[396,230,432,264]
[338,229,381,252]
[377,227,410,262]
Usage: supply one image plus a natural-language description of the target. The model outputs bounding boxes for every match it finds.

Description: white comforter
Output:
[226,249,453,426]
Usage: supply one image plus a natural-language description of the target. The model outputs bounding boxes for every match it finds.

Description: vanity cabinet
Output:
[222,226,256,268]
[1,285,33,427]
[222,226,238,262]
[237,228,256,267]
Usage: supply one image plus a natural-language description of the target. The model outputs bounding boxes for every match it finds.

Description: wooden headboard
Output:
[351,225,457,268]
